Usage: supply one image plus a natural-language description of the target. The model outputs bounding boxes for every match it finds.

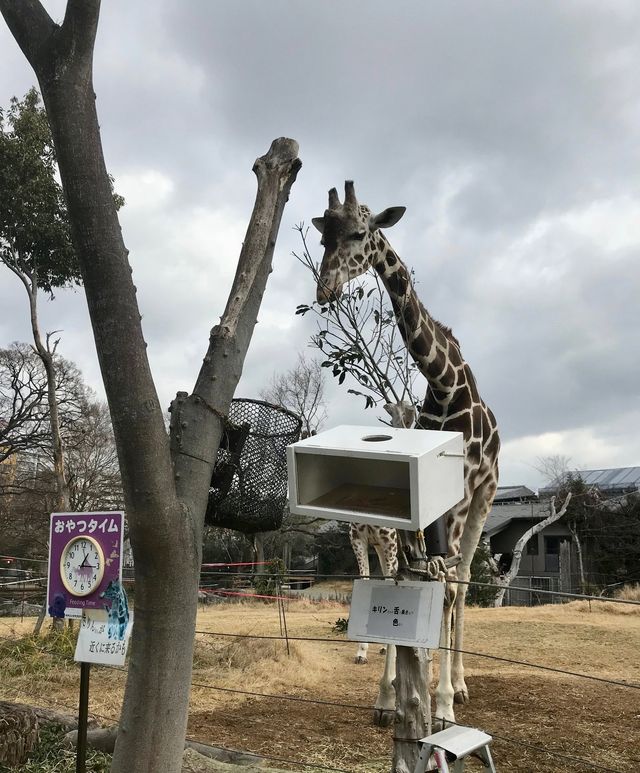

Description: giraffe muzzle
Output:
[317,283,343,305]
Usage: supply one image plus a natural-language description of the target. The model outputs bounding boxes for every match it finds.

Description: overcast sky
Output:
[1,1,639,490]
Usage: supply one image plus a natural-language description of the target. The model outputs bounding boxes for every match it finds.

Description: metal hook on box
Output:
[416,529,427,555]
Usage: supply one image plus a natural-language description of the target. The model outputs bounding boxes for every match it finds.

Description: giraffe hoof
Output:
[454,689,469,705]
[354,656,368,665]
[373,708,395,727]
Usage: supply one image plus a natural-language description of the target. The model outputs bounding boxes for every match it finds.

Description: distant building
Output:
[539,466,640,498]
[483,488,575,605]
[492,485,537,505]
[483,467,640,604]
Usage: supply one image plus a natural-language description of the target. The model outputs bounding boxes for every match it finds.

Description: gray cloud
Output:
[1,0,639,491]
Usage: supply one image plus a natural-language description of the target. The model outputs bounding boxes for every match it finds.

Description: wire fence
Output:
[0,558,638,771]
[0,629,634,773]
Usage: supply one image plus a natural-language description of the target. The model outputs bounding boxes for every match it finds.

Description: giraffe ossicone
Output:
[313,181,500,726]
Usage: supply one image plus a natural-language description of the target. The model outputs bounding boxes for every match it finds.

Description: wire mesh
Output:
[205,398,301,533]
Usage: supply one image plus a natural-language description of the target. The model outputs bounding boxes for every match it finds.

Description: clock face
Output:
[60,536,105,597]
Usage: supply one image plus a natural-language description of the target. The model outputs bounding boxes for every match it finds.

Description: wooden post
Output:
[559,540,571,597]
[392,531,432,773]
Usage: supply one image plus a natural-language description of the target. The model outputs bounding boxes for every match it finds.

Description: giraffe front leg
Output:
[434,591,456,728]
[372,643,396,727]
[451,485,494,704]
[355,641,369,665]
[452,578,469,705]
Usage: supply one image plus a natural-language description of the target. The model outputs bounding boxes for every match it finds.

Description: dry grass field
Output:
[1,593,639,772]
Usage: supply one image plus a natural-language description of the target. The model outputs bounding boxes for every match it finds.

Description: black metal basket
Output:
[205,398,302,533]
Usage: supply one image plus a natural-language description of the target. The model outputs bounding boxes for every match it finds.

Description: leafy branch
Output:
[293,224,421,416]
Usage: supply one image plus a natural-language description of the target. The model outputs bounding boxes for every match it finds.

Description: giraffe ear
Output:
[369,207,406,230]
[311,217,325,233]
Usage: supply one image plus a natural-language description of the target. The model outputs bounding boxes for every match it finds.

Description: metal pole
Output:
[76,661,91,773]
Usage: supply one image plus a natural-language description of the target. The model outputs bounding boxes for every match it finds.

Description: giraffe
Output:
[311,181,500,725]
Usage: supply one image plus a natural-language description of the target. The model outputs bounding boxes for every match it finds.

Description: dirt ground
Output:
[1,596,639,772]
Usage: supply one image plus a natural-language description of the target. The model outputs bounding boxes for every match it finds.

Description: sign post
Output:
[46,511,128,773]
[76,662,90,773]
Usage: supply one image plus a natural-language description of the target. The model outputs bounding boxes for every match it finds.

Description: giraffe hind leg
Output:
[350,527,370,664]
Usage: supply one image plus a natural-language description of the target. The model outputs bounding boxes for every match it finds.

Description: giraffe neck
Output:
[371,234,467,398]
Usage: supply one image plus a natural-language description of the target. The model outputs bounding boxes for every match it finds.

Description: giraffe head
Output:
[383,401,417,429]
[312,181,405,304]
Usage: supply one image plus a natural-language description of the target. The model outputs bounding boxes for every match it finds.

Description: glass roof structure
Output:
[539,466,640,494]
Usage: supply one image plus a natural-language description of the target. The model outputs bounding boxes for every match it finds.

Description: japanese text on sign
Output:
[54,517,120,535]
[367,585,421,640]
[75,609,132,666]
[348,580,445,648]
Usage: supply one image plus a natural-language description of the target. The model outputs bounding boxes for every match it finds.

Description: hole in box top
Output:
[362,434,393,442]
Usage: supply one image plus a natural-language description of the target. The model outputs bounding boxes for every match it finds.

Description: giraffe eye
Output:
[349,232,365,241]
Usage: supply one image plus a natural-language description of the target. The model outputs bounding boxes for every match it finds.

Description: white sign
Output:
[347,580,445,648]
[75,609,133,666]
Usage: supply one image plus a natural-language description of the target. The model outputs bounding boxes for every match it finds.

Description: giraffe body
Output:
[313,182,500,724]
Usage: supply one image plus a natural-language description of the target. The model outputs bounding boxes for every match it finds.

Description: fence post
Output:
[559,542,572,598]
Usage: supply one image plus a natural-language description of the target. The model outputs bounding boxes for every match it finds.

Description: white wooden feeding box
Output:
[287,425,464,530]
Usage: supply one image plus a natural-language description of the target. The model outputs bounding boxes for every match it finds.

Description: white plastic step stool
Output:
[413,724,496,772]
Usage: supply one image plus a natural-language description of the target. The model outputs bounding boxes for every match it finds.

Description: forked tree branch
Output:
[0,0,100,75]
[493,492,573,607]
[0,0,56,65]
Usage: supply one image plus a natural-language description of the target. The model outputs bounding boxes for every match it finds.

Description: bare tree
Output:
[493,493,572,607]
[0,0,300,773]
[65,400,124,512]
[1,352,118,555]
[0,343,49,463]
[1,3,300,769]
[0,344,87,492]
[261,352,327,436]
[535,454,572,486]
[536,455,591,592]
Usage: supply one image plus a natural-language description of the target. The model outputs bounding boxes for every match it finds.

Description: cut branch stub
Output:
[171,138,301,538]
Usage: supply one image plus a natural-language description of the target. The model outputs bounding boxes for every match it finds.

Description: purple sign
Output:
[47,512,124,619]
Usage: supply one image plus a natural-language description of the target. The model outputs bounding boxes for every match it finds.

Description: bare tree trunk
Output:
[27,287,70,511]
[0,5,301,771]
[9,260,71,635]
[493,493,572,607]
[252,532,265,567]
[568,523,586,592]
[6,253,71,512]
[392,532,432,773]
